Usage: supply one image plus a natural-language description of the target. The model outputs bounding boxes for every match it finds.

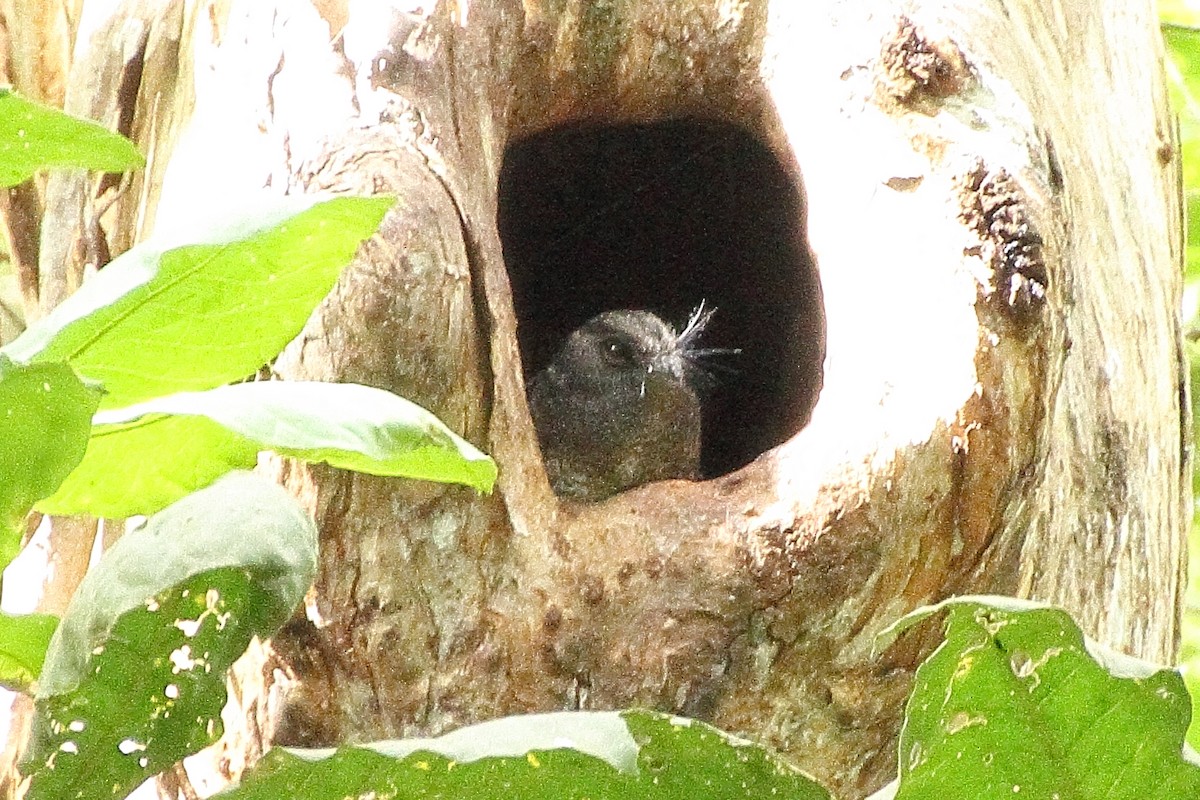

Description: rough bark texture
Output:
[0,1,1186,799]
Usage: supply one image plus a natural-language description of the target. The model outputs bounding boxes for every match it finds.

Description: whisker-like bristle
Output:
[676,299,716,351]
[675,302,741,390]
[685,347,742,358]
[684,349,741,377]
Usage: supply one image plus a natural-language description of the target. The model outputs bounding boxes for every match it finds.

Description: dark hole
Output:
[497,118,824,479]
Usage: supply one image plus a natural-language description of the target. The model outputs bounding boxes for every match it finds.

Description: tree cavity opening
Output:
[497,118,824,480]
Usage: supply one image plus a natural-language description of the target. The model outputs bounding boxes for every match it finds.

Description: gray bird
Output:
[528,305,729,502]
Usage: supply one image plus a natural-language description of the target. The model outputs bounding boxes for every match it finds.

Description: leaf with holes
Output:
[876,596,1200,799]
[22,472,317,800]
[1,195,393,409]
[0,88,144,187]
[216,709,831,800]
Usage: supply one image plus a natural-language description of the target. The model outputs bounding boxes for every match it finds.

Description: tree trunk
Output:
[1,1,1186,799]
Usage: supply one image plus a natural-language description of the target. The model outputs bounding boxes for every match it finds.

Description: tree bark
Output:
[0,1,1186,799]
[0,2,175,794]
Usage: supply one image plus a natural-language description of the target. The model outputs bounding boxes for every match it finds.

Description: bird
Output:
[527,304,733,502]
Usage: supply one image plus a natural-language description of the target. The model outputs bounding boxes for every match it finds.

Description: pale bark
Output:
[0,3,183,794]
[0,1,1184,799]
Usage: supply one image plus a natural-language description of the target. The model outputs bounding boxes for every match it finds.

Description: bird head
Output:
[554,303,736,394]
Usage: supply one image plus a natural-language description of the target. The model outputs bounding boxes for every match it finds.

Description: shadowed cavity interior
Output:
[498,118,824,478]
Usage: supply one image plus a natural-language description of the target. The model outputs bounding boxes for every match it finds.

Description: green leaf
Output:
[0,612,58,693]
[1185,509,1200,752]
[216,709,831,800]
[1162,11,1200,35]
[37,414,253,518]
[23,471,317,800]
[1164,26,1200,194]
[0,88,144,187]
[38,381,495,517]
[0,356,102,570]
[1,195,394,409]
[1164,25,1200,309]
[883,596,1200,800]
[1186,192,1200,290]
[95,381,497,489]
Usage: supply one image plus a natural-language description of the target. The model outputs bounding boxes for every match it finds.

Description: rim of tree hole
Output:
[497,118,826,481]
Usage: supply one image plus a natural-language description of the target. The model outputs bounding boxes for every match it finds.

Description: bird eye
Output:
[600,337,636,366]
